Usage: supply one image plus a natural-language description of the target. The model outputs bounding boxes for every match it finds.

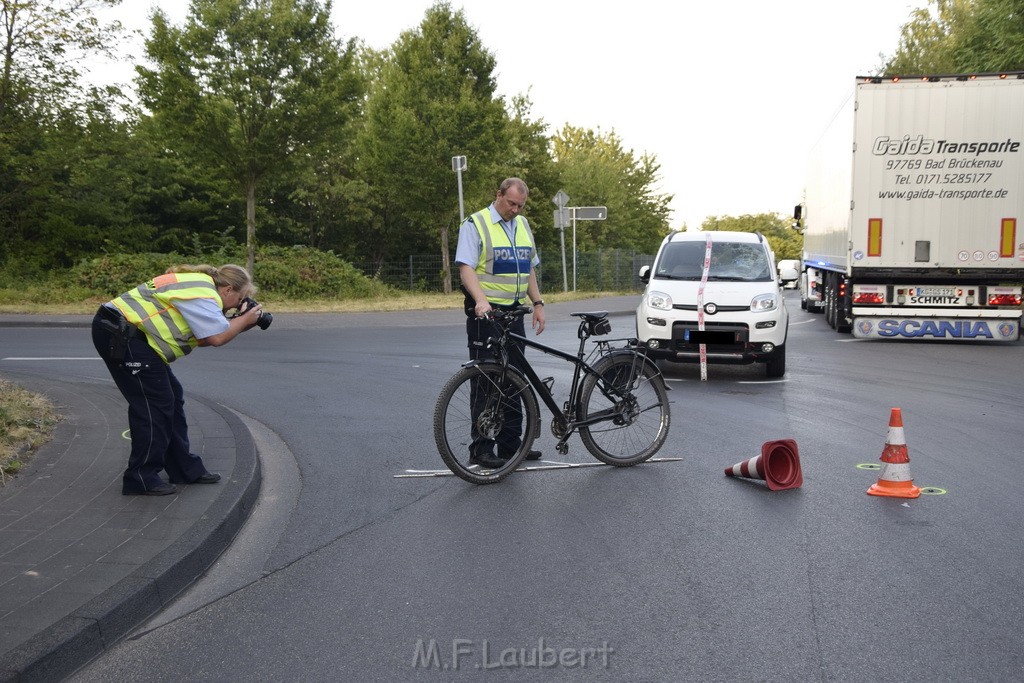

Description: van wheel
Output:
[765,345,786,378]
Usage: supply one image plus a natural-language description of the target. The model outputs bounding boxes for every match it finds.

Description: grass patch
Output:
[0,290,630,315]
[0,379,60,485]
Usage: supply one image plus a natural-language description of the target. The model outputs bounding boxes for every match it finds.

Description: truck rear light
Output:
[988,293,1022,306]
[853,292,884,304]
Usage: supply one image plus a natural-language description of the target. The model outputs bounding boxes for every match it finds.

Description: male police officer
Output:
[456,177,546,468]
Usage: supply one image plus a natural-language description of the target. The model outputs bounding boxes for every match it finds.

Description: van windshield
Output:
[653,240,773,281]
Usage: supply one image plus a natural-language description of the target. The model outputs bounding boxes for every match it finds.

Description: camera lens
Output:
[256,311,273,330]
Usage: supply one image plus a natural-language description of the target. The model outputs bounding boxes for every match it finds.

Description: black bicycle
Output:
[433,306,672,484]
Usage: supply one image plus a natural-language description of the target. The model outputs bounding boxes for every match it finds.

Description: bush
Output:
[253,246,391,299]
[69,246,393,300]
[72,253,185,298]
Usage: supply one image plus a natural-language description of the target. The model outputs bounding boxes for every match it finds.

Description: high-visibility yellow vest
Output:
[111,273,222,363]
[469,209,535,305]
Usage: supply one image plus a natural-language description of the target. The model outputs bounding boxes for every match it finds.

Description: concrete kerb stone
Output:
[0,396,261,683]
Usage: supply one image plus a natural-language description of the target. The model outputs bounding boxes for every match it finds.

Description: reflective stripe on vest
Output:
[469,209,535,305]
[111,273,222,363]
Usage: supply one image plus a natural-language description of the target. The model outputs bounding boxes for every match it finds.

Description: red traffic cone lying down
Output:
[867,407,921,499]
[724,439,803,491]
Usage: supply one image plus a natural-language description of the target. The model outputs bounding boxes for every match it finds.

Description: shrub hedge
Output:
[67,246,394,300]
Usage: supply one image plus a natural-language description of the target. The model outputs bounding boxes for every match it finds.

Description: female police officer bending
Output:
[91,264,264,496]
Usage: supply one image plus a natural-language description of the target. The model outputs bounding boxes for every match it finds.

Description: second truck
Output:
[797,71,1024,341]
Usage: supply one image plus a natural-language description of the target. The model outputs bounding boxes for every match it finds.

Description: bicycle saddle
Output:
[570,311,608,322]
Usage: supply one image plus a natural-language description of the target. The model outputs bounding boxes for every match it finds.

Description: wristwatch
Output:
[532,299,544,306]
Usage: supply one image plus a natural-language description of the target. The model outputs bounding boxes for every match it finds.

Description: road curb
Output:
[0,396,261,683]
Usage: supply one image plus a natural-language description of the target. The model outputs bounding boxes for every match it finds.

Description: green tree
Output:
[551,125,672,253]
[885,0,1024,74]
[355,2,517,290]
[137,0,363,275]
[0,0,123,118]
[953,0,1024,70]
[701,213,802,261]
[0,0,130,269]
[477,92,561,277]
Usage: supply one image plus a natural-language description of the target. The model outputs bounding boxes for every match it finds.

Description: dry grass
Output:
[0,379,60,485]
[0,290,621,314]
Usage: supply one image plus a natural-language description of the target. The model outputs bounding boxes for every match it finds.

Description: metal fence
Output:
[353,249,656,293]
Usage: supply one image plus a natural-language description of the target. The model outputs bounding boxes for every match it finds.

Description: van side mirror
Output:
[638,265,650,284]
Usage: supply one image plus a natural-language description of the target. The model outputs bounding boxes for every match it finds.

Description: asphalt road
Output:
[6,292,1024,681]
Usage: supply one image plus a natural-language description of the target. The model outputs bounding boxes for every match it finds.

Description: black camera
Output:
[240,297,273,330]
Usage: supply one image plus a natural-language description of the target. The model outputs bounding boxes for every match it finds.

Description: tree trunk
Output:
[440,221,452,294]
[246,177,256,276]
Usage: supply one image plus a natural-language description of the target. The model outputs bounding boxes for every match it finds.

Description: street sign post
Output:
[552,190,570,292]
[451,155,467,221]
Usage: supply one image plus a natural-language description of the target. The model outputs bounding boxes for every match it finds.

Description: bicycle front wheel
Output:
[433,363,540,484]
[577,353,671,466]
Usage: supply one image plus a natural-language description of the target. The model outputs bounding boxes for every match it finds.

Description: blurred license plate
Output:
[685,330,735,344]
[915,286,956,296]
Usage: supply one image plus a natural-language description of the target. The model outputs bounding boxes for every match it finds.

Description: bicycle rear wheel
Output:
[577,353,671,466]
[433,363,540,484]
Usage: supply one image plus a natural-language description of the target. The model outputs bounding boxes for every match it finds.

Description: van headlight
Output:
[750,293,778,312]
[647,290,673,311]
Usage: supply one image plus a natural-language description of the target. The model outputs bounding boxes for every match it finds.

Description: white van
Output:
[776,259,800,289]
[636,231,798,377]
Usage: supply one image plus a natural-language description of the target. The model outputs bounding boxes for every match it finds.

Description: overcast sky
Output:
[94,0,930,229]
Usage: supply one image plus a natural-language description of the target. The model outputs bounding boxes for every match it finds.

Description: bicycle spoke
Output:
[578,354,670,466]
[433,363,539,484]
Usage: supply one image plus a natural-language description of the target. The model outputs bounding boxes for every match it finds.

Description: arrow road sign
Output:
[574,206,607,220]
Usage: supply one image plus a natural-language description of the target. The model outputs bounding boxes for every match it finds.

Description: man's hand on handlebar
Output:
[473,300,493,319]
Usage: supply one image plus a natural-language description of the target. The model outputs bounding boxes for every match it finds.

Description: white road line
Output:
[3,357,100,361]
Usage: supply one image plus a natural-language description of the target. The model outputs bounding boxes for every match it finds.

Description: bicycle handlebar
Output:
[481,305,532,323]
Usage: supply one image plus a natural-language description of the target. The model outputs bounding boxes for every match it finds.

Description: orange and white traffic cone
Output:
[867,408,921,499]
[724,439,803,491]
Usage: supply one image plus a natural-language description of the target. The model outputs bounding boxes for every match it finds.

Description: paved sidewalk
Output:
[0,370,260,682]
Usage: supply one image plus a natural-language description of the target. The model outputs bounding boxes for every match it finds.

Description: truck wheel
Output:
[827,275,839,329]
[824,279,835,328]
[836,307,852,334]
[766,344,786,378]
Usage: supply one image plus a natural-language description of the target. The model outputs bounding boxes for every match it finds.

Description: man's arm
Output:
[526,269,545,334]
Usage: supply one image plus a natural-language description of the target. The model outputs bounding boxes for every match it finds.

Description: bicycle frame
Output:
[476,312,660,453]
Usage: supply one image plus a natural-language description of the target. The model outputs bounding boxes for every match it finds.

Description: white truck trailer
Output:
[797,72,1024,341]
